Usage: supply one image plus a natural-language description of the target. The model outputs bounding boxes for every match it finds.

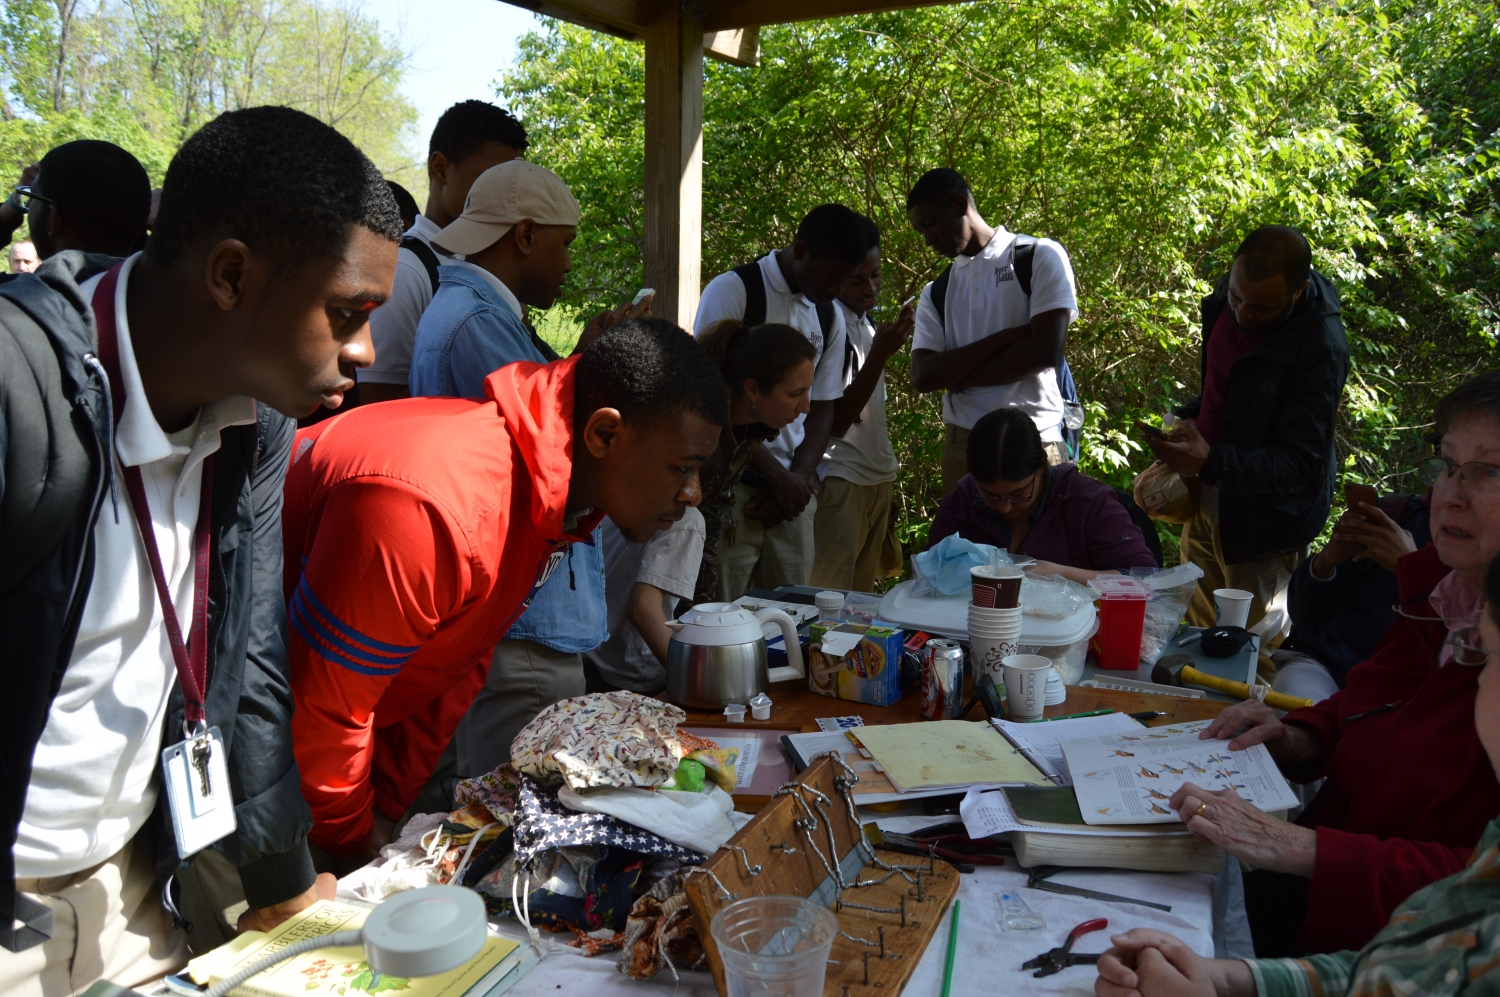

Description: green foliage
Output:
[0,0,418,221]
[502,0,1496,569]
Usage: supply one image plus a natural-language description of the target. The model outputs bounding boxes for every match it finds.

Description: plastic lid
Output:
[1089,576,1151,600]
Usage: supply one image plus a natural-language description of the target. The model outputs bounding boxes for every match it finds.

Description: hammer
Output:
[1152,655,1314,711]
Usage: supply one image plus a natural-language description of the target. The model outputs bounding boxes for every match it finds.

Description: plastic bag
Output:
[1133,461,1199,524]
[1019,572,1094,620]
[910,535,1003,597]
[1137,562,1205,666]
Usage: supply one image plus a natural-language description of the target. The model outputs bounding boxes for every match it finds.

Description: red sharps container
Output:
[1091,576,1151,670]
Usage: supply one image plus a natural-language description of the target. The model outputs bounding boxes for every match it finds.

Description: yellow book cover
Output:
[852,720,1052,793]
[205,900,518,997]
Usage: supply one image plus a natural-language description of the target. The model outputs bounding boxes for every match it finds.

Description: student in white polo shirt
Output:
[905,168,1079,496]
[693,204,868,597]
[811,214,914,592]
[357,101,527,404]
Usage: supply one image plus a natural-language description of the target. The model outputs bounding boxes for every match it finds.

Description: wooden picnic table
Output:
[680,677,1229,732]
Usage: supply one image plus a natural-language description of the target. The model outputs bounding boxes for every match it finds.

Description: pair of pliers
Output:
[1021,918,1109,977]
[874,821,1010,873]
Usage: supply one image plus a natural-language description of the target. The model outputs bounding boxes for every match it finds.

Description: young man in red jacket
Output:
[281,320,725,868]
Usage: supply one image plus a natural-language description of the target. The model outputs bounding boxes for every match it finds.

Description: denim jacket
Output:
[408,264,607,653]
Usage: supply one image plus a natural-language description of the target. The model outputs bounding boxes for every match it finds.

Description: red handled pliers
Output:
[1022,918,1110,977]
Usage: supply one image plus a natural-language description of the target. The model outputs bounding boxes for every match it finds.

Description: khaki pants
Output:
[1180,484,1303,647]
[401,638,586,831]
[810,478,899,593]
[457,638,586,777]
[720,484,817,600]
[941,424,1063,497]
[8,833,190,997]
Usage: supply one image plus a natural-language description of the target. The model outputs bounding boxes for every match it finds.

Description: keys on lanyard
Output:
[91,263,236,855]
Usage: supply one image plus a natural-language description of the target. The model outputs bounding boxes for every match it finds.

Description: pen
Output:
[1128,711,1167,721]
[1042,708,1113,721]
[940,899,960,997]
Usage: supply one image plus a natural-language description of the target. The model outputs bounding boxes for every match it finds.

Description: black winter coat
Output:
[1179,270,1350,564]
[0,252,314,951]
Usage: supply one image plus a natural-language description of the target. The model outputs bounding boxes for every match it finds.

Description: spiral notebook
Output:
[991,713,1145,786]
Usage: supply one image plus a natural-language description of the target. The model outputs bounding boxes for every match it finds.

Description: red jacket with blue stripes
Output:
[281,357,600,858]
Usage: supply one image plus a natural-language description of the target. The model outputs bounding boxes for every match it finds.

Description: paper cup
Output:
[968,623,1022,640]
[1213,588,1254,628]
[1002,654,1052,720]
[968,604,1023,625]
[970,634,1020,682]
[971,565,1024,609]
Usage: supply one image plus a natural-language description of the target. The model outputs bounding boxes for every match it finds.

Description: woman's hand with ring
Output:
[1169,783,1316,877]
[1198,700,1327,774]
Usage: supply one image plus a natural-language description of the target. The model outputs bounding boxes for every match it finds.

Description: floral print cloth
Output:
[511,691,689,790]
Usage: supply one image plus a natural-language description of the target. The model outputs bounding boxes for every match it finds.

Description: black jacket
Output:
[0,252,314,951]
[1283,493,1433,686]
[1179,270,1349,563]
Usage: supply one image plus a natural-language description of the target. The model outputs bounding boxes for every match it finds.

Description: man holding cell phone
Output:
[1142,225,1349,642]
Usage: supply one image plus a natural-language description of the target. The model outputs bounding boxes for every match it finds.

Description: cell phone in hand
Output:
[1134,420,1168,441]
[901,294,917,310]
[1344,482,1379,512]
[631,287,655,306]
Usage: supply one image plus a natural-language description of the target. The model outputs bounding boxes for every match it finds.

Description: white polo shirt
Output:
[819,300,898,486]
[15,253,258,878]
[360,214,451,386]
[911,227,1077,438]
[694,252,846,469]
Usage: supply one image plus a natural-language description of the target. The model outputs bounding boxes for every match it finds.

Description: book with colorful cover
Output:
[193,900,521,997]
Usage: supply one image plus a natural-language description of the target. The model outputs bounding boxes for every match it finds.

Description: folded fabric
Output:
[912,535,1000,596]
[454,762,524,823]
[512,777,704,867]
[617,870,704,979]
[511,691,687,790]
[557,784,736,856]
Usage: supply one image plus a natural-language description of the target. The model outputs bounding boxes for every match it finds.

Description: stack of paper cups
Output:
[968,612,1023,685]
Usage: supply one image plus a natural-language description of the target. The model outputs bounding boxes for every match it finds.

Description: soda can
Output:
[921,639,965,720]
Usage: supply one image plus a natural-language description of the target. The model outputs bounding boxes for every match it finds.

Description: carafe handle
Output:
[755,608,805,682]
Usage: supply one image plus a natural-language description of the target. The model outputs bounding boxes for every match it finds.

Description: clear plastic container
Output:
[711,896,838,997]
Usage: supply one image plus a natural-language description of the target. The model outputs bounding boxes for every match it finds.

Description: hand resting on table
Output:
[1095,929,1254,997]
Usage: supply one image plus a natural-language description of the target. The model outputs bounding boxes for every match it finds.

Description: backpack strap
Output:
[815,301,835,342]
[1012,234,1037,297]
[732,261,767,326]
[401,236,441,294]
[930,263,953,328]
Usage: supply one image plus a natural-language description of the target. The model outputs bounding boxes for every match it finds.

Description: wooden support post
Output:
[643,7,703,330]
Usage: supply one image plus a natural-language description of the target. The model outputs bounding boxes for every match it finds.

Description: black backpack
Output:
[406,235,559,362]
[928,235,1083,457]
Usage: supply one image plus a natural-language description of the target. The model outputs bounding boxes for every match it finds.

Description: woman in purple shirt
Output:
[928,409,1159,582]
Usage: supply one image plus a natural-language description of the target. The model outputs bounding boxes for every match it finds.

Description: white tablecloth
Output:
[490,813,1239,997]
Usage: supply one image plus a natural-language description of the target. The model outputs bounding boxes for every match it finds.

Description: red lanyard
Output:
[91,264,213,729]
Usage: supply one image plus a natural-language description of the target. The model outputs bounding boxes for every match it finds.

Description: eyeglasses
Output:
[12,185,52,209]
[1418,455,1500,495]
[1447,628,1499,667]
[975,473,1038,509]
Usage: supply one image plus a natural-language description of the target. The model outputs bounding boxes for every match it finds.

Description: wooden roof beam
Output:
[697,0,978,31]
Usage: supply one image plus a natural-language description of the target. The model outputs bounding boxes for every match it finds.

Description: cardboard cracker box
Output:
[808,621,904,707]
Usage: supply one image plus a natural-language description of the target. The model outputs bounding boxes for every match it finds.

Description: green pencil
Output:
[1042,708,1113,722]
[940,899,960,997]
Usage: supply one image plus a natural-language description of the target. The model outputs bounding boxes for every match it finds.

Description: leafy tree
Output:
[501,0,1497,569]
[0,0,418,192]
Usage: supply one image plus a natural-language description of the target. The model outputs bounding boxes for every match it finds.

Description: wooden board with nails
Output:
[685,754,961,997]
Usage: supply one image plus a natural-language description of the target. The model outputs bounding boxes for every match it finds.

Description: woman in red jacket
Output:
[1167,371,1500,956]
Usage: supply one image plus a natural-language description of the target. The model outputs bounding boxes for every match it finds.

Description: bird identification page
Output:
[1059,719,1300,824]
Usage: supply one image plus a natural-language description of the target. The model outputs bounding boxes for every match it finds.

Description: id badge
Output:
[161,726,236,857]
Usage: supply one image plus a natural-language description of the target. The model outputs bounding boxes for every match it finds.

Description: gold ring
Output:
[1196,802,1208,817]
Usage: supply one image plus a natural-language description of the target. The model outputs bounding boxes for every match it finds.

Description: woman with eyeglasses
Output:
[1092,551,1500,997]
[1162,371,1500,958]
[925,407,1159,581]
